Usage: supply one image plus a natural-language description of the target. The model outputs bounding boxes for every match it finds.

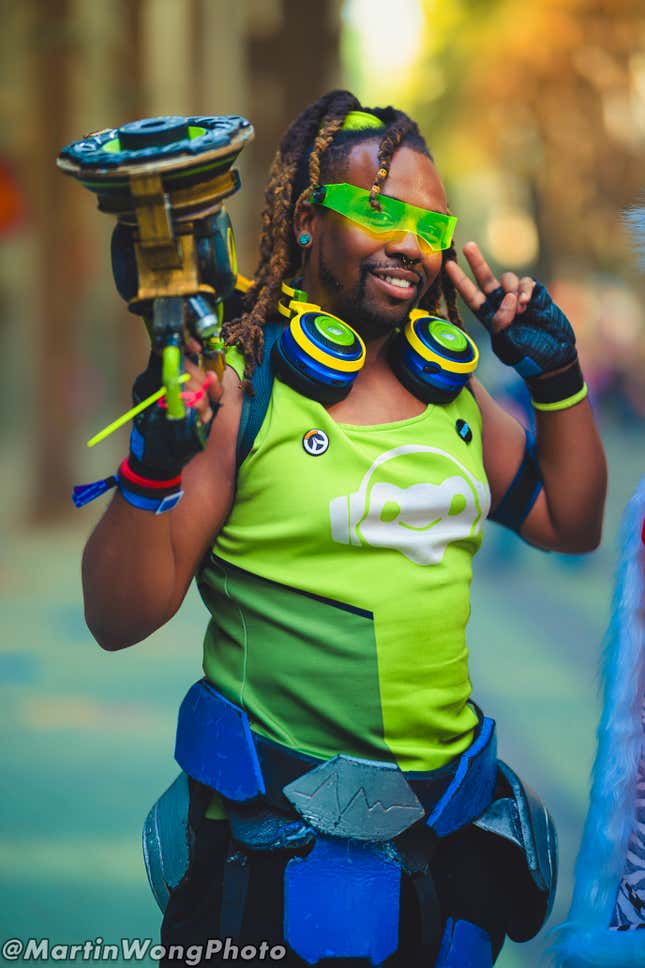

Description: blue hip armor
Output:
[144,680,557,966]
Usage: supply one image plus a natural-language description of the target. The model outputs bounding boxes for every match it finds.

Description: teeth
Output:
[383,275,413,289]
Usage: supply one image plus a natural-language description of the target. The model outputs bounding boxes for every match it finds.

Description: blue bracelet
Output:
[117,483,184,514]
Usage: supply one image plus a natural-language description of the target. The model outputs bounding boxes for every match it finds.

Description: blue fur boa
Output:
[553,202,645,966]
[553,482,645,966]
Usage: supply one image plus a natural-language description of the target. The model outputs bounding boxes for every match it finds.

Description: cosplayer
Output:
[554,206,645,968]
[78,91,607,966]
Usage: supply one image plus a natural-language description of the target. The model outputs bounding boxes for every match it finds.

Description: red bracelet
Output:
[118,458,182,490]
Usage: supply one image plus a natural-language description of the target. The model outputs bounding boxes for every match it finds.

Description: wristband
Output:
[531,384,588,413]
[116,458,183,513]
[117,484,184,514]
[72,457,183,513]
[527,358,588,412]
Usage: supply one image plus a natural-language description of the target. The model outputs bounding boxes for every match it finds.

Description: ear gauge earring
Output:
[298,233,312,247]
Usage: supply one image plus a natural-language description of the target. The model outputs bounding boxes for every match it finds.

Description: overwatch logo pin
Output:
[302,429,329,456]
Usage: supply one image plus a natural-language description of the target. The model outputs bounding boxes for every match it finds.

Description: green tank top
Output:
[197,372,491,775]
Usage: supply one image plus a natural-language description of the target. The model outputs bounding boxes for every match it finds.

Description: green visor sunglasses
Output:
[310,182,457,253]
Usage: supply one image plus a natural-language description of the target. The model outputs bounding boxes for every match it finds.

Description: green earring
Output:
[298,233,312,247]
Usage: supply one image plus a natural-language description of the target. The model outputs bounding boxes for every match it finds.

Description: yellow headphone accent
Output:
[289,312,367,373]
[277,281,366,373]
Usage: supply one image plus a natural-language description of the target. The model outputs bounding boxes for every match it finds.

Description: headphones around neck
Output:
[273,280,479,406]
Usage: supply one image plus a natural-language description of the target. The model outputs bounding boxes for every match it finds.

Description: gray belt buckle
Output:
[283,754,424,841]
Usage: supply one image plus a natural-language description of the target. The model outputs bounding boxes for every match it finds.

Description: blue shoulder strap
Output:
[236,321,282,467]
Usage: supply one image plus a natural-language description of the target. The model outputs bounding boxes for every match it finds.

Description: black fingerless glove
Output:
[474,281,577,379]
[474,281,587,410]
[128,352,215,480]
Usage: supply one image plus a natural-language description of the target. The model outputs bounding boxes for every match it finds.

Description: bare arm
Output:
[82,366,244,651]
[471,377,607,552]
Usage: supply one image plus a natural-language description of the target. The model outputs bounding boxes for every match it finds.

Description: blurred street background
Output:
[1,1,644,965]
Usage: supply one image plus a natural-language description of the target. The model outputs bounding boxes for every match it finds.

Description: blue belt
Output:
[174,679,498,840]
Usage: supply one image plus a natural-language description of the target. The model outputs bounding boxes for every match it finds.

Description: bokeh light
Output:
[342,0,425,98]
[485,209,540,267]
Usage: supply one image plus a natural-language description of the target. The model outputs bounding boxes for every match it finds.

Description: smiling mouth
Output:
[369,269,419,300]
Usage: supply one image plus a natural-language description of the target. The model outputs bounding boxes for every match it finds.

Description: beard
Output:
[318,252,413,341]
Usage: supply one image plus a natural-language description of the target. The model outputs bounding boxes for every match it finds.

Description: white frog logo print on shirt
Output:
[329,445,490,565]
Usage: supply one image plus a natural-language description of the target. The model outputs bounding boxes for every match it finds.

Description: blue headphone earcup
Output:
[388,315,478,404]
[271,311,365,405]
[271,336,349,404]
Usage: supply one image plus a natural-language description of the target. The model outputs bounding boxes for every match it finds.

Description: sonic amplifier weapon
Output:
[57,115,254,425]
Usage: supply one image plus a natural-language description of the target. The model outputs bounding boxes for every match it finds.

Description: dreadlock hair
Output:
[223,89,463,384]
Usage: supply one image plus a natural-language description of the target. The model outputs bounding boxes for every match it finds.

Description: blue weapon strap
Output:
[236,321,282,467]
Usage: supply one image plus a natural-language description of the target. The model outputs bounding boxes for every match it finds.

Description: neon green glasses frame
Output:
[311,182,457,253]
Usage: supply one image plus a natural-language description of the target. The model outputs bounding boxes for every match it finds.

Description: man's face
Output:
[298,142,448,340]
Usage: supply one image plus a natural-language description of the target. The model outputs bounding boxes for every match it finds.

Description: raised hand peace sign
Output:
[444,242,536,334]
[444,241,578,380]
